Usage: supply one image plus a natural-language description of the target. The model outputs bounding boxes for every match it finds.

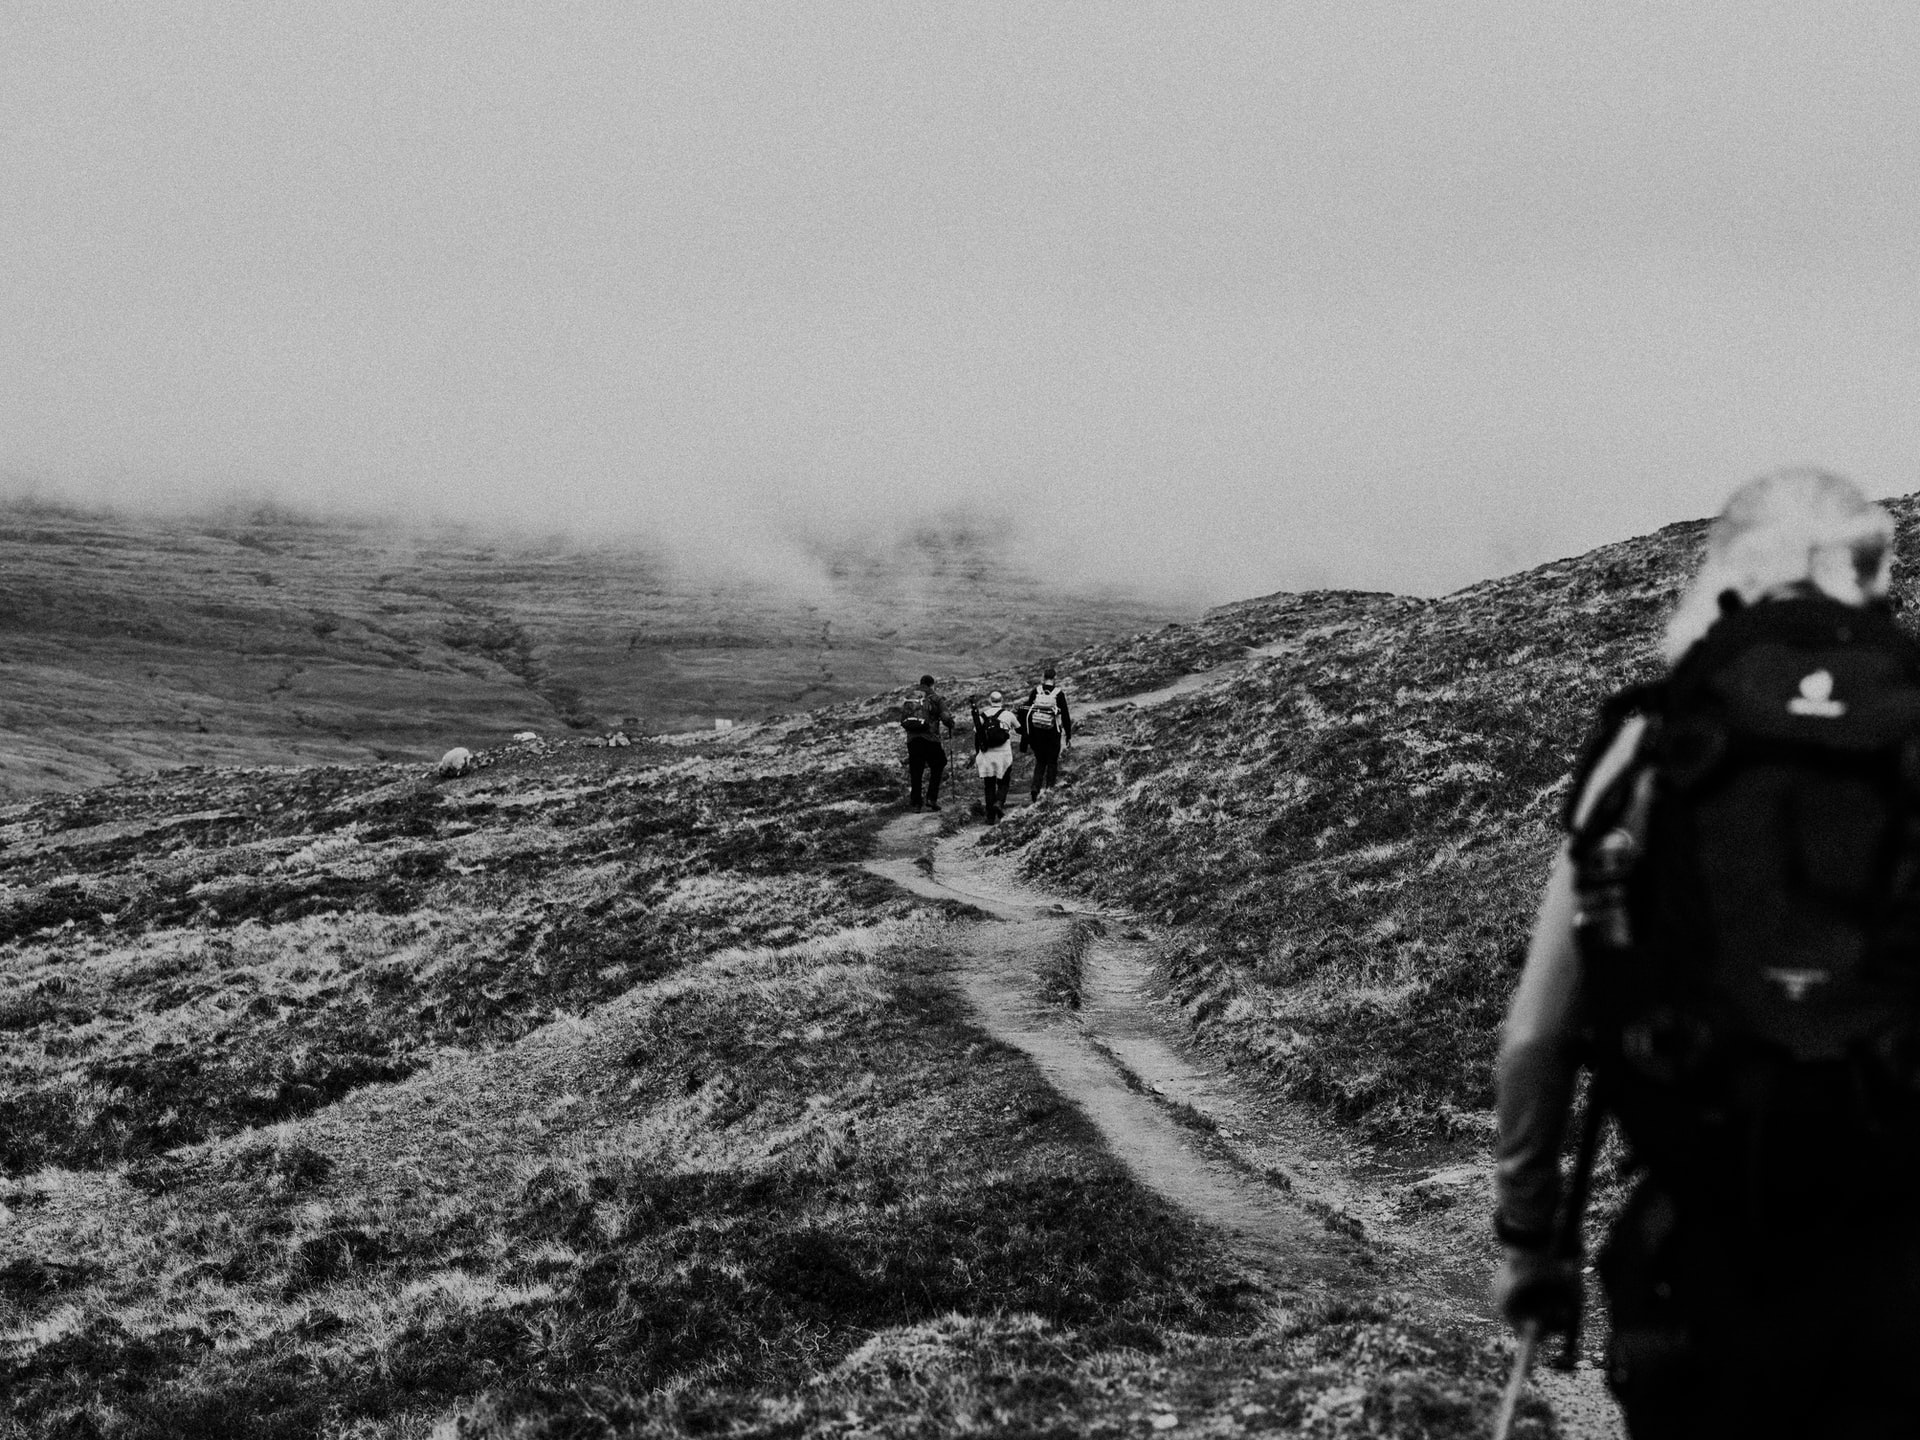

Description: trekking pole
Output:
[1492,1320,1541,1440]
[1491,1085,1605,1440]
[1554,1086,1605,1370]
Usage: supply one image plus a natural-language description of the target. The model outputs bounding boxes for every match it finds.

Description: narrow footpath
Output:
[867,810,1359,1288]
[865,654,1622,1439]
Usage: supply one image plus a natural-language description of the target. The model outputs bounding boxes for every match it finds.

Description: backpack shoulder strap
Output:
[1563,681,1667,836]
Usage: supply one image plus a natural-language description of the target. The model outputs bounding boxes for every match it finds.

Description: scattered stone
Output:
[512,731,539,742]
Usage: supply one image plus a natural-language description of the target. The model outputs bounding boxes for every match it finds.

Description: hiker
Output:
[972,688,1022,823]
[1020,665,1073,799]
[899,674,954,812]
[1492,468,1920,1439]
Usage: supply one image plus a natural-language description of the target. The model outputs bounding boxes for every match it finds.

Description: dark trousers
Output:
[1602,1179,1920,1439]
[907,736,946,805]
[1028,728,1062,796]
[983,773,1013,820]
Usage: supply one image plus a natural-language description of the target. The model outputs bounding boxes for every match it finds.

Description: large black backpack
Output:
[974,706,1010,750]
[900,693,932,735]
[1572,594,1920,1218]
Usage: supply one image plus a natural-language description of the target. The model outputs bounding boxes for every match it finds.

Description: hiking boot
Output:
[911,801,923,812]
[925,801,941,812]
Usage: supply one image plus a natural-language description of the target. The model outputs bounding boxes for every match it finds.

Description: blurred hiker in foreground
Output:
[1020,665,1073,800]
[971,689,1022,824]
[1493,468,1920,1438]
[899,674,954,812]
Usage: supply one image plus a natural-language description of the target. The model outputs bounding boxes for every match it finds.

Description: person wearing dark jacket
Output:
[1020,666,1072,799]
[1493,469,1920,1439]
[900,675,953,811]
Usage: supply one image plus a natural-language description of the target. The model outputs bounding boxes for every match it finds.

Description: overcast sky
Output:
[5,3,1919,602]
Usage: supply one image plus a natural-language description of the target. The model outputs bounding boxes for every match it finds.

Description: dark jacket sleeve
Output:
[1059,690,1073,740]
[1493,849,1585,1243]
[1491,716,1647,1244]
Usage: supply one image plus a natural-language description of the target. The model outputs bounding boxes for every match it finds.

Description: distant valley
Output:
[0,503,1188,801]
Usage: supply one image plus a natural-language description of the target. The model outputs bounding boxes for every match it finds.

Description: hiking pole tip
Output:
[1492,1320,1541,1440]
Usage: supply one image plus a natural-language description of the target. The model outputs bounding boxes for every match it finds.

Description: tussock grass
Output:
[1034,917,1103,1010]
[2,854,1520,1440]
[0,909,1279,1438]
[0,742,915,1177]
[443,1292,1519,1439]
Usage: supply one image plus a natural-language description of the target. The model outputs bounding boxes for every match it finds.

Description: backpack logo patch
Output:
[1787,669,1847,719]
[1764,967,1831,1002]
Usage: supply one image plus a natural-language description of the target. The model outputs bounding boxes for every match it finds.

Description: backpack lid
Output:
[1668,594,1920,758]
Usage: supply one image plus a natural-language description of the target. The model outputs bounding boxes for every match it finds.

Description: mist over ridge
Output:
[0,492,1192,803]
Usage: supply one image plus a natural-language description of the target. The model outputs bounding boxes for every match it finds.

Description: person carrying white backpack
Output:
[1020,665,1072,799]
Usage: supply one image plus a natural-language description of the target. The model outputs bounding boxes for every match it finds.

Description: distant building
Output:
[714,718,734,731]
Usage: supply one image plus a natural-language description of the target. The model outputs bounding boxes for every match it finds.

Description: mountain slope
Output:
[983,495,1920,1139]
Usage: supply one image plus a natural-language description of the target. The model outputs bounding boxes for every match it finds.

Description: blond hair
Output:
[1662,468,1895,662]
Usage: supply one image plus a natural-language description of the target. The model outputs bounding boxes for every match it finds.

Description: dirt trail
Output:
[867,813,1358,1287]
[1078,641,1292,718]
[865,653,1624,1438]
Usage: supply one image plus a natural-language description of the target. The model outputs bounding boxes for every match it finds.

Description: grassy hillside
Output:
[0,501,1184,803]
[985,496,1920,1142]
[0,717,1517,1438]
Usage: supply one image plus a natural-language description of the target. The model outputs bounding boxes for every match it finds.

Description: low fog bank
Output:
[0,477,1217,614]
[0,483,1199,798]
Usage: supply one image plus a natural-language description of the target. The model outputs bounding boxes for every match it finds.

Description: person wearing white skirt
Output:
[970,689,1022,823]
